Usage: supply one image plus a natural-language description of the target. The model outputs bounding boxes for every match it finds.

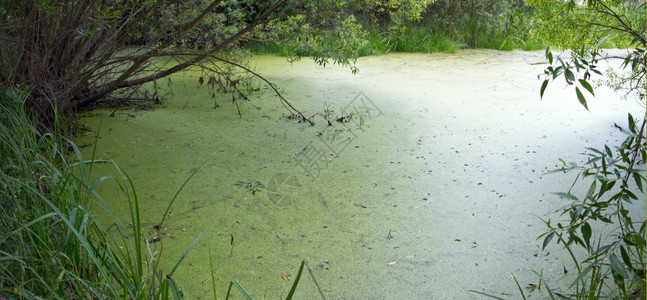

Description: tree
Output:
[528,0,646,298]
[0,0,431,132]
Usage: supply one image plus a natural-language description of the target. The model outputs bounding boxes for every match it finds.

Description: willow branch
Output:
[196,54,313,125]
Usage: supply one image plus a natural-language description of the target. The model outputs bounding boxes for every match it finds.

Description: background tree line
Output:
[0,0,434,132]
[0,0,549,132]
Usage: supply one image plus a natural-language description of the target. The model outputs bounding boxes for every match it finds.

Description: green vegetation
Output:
[1,0,645,298]
[234,179,265,195]
[0,87,211,298]
[252,0,546,55]
[0,0,428,131]
[493,1,645,299]
[0,86,324,298]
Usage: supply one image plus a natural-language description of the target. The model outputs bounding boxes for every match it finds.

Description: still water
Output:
[78,50,644,299]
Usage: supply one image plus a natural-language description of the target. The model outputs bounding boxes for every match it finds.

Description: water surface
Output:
[78,50,645,299]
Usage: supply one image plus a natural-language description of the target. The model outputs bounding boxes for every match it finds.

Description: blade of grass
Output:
[467,290,506,299]
[286,259,305,300]
[169,221,213,276]
[533,270,556,300]
[304,259,327,300]
[512,274,528,300]
[227,280,254,300]
[158,162,206,227]
[209,251,218,300]
[167,276,183,299]
[15,181,119,298]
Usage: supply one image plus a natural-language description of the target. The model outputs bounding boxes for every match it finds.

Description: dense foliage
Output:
[0,0,432,131]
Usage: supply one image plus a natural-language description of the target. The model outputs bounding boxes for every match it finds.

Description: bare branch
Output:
[78,0,294,106]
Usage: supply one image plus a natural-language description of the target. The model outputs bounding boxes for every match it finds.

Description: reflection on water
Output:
[78,50,644,299]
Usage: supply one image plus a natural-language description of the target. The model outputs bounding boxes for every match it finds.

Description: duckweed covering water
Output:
[77,50,644,299]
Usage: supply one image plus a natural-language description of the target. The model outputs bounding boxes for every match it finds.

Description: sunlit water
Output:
[77,50,645,299]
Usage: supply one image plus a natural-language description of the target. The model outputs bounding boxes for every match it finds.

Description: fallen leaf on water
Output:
[281,275,290,281]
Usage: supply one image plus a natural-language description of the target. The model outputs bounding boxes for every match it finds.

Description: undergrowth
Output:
[0,86,207,298]
[249,7,546,56]
[0,85,320,299]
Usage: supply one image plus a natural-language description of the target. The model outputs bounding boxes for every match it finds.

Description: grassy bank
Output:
[0,87,203,298]
[0,86,315,299]
[358,20,546,55]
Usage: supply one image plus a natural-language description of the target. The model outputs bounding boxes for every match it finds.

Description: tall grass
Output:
[0,86,321,299]
[0,87,207,298]
[359,24,461,55]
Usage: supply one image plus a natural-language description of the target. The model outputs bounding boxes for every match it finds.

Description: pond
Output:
[77,49,645,299]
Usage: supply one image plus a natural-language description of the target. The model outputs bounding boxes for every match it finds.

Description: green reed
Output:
[0,87,208,299]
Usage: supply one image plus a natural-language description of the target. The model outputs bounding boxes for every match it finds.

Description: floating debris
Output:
[234,179,264,195]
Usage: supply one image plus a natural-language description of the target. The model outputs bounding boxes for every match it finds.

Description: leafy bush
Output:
[532,1,645,298]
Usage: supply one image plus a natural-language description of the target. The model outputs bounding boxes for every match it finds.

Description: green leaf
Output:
[584,181,596,200]
[599,215,612,223]
[598,180,610,197]
[628,113,636,133]
[571,235,585,248]
[633,171,644,193]
[286,259,306,300]
[569,266,593,288]
[578,79,595,96]
[553,66,564,79]
[159,162,205,227]
[581,222,592,249]
[552,192,578,200]
[558,157,567,166]
[591,68,603,76]
[619,246,634,271]
[545,46,553,64]
[540,79,549,99]
[603,144,613,158]
[542,232,555,250]
[575,87,589,110]
[594,34,611,49]
[609,253,628,278]
[623,189,638,201]
[624,232,644,247]
[591,244,613,256]
[565,69,575,83]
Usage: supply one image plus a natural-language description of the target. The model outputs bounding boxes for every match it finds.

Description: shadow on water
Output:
[78,50,645,299]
